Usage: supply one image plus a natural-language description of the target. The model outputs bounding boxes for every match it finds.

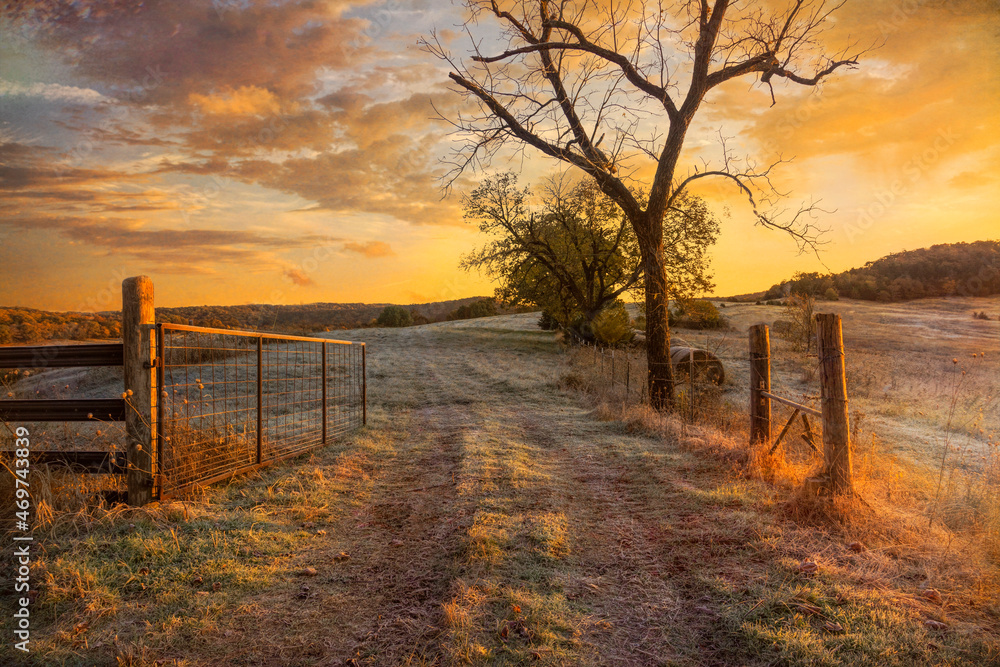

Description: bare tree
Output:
[425,0,868,409]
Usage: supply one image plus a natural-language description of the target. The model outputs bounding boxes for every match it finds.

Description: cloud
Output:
[178,109,337,156]
[706,1,1000,171]
[283,267,315,286]
[189,86,282,117]
[0,140,184,214]
[948,170,998,190]
[3,3,470,232]
[9,1,372,108]
[0,160,143,192]
[229,134,464,225]
[1,214,341,272]
[0,79,109,105]
[343,240,395,258]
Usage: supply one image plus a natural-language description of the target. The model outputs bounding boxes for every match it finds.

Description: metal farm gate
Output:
[0,276,366,505]
[156,324,365,498]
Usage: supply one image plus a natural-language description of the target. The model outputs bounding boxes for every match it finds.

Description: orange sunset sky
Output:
[1,0,998,312]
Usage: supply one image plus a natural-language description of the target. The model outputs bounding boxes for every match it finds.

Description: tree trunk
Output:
[642,242,675,409]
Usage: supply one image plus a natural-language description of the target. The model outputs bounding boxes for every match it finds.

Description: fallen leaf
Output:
[823,621,844,633]
[922,589,942,604]
[924,619,948,631]
[212,582,222,591]
[847,541,864,552]
[138,567,149,576]
[512,605,521,614]
[191,575,203,585]
[316,529,327,536]
[196,591,209,597]
[334,552,351,562]
[73,622,89,634]
[797,560,819,574]
[301,567,319,576]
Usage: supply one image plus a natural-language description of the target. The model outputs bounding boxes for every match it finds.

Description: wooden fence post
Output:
[816,313,853,494]
[122,276,155,506]
[749,324,771,446]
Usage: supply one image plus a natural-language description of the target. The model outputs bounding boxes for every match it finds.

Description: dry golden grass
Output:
[579,299,1000,651]
[1,308,998,665]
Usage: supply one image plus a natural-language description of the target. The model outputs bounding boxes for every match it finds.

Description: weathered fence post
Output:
[816,313,853,494]
[122,276,156,505]
[749,324,771,446]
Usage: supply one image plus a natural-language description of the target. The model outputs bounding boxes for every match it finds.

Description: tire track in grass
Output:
[519,410,687,665]
[199,330,474,666]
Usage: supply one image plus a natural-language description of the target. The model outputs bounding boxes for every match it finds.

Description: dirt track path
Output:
[198,316,740,666]
[16,313,999,666]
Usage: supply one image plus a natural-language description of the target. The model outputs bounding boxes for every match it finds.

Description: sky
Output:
[0,0,998,312]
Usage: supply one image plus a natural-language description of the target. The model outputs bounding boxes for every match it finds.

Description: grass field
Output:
[1,302,998,665]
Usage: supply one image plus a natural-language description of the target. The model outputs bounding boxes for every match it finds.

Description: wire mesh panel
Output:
[156,324,364,498]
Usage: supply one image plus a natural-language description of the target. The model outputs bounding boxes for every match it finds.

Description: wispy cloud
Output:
[283,267,316,286]
[343,240,395,258]
[0,80,108,105]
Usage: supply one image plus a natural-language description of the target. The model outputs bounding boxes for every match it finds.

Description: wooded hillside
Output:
[757,241,1000,302]
[0,297,492,344]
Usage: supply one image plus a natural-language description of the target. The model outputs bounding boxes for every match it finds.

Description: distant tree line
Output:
[759,241,1000,302]
[375,299,511,328]
[0,309,122,344]
[0,297,503,344]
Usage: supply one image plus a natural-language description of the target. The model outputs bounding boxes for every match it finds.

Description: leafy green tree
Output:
[462,173,719,339]
[669,300,725,330]
[376,305,413,328]
[448,299,498,320]
[591,301,634,346]
[537,311,559,331]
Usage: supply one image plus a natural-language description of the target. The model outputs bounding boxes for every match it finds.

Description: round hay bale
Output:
[669,346,725,385]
